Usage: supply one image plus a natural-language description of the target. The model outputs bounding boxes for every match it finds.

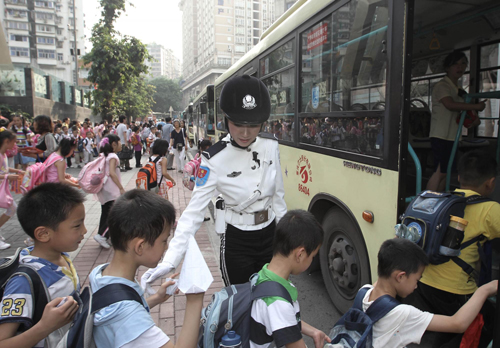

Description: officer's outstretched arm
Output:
[272,143,287,223]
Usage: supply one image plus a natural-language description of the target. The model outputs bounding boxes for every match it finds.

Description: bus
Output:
[190,85,217,145]
[208,0,500,312]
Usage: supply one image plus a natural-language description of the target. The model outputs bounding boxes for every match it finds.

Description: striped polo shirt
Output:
[250,264,302,348]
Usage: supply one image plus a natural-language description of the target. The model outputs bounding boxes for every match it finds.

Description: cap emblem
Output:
[242,95,257,110]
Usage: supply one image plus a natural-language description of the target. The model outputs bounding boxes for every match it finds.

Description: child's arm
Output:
[427,280,497,333]
[109,158,125,195]
[146,276,179,309]
[54,161,79,188]
[162,293,204,348]
[0,296,78,348]
[161,158,176,186]
[300,321,331,348]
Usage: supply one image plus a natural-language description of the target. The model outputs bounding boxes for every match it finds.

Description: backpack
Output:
[198,276,292,348]
[183,153,202,191]
[130,134,139,146]
[0,248,49,333]
[77,154,108,194]
[21,153,64,193]
[56,283,144,348]
[136,156,162,190]
[327,287,399,348]
[77,137,84,152]
[400,191,492,283]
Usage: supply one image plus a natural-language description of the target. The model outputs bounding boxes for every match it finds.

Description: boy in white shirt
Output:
[361,238,497,348]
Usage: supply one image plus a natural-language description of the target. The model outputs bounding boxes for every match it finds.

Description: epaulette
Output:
[258,132,278,141]
[202,140,228,159]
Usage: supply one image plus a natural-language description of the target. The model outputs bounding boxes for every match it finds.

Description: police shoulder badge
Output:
[196,166,210,186]
[242,95,257,110]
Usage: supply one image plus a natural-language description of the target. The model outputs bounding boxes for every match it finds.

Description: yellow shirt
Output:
[420,189,500,294]
[429,76,464,141]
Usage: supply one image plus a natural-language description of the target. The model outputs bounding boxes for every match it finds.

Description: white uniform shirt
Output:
[163,133,287,268]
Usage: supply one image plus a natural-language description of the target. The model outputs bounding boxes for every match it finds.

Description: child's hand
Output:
[39,296,78,333]
[156,273,180,303]
[171,179,176,186]
[309,328,331,348]
[480,279,498,297]
[7,174,18,182]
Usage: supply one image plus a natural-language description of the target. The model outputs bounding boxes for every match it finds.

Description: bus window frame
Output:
[477,40,500,138]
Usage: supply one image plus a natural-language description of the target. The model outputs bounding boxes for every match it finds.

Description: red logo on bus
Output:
[296,156,312,196]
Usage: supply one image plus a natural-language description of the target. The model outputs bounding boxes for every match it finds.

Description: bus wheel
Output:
[319,207,370,313]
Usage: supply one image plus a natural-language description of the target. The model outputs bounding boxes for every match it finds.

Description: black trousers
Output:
[98,200,114,237]
[66,156,72,167]
[220,220,276,286]
[135,150,141,167]
[403,281,495,348]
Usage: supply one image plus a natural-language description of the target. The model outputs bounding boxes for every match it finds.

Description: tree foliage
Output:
[83,0,154,121]
[149,77,183,113]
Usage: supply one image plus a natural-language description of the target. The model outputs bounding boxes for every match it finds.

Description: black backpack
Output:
[0,248,49,330]
[56,283,144,348]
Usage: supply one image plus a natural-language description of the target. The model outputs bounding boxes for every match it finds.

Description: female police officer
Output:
[141,75,287,286]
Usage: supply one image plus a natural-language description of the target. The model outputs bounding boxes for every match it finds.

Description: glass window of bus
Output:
[478,42,500,138]
[216,85,226,131]
[260,40,294,76]
[262,67,295,142]
[208,100,215,135]
[298,0,388,157]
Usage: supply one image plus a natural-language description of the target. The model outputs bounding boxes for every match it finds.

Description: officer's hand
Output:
[141,263,175,294]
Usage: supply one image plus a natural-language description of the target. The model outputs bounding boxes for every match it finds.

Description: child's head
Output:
[62,125,68,133]
[0,127,16,150]
[107,189,176,268]
[458,150,497,195]
[199,139,212,153]
[12,114,25,129]
[54,124,62,134]
[272,210,323,274]
[133,126,139,133]
[71,125,79,136]
[17,183,86,252]
[377,238,429,298]
[58,137,77,157]
[87,131,95,139]
[99,134,121,156]
[152,139,169,157]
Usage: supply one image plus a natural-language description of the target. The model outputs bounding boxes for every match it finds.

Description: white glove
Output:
[140,262,175,295]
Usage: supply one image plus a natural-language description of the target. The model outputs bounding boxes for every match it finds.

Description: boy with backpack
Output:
[0,183,82,347]
[404,150,500,347]
[336,238,497,348]
[70,126,83,168]
[88,189,204,348]
[250,210,331,348]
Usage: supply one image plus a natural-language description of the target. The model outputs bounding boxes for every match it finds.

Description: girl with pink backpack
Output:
[0,128,25,250]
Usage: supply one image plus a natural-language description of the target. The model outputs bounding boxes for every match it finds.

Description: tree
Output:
[83,0,154,121]
[149,77,183,113]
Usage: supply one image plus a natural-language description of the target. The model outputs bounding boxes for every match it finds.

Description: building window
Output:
[37,37,55,44]
[57,28,63,35]
[8,22,29,30]
[35,1,55,8]
[57,53,63,61]
[36,25,54,33]
[38,49,56,59]
[36,12,54,20]
[7,9,28,18]
[10,34,28,42]
[10,47,29,57]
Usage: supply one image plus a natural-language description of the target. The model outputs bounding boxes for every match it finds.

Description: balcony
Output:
[4,0,27,6]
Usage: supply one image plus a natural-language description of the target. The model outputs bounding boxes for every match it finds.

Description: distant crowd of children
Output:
[0,116,498,348]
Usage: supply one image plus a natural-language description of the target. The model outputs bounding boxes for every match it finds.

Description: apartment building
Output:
[147,43,181,80]
[274,0,298,19]
[1,0,85,85]
[179,0,276,106]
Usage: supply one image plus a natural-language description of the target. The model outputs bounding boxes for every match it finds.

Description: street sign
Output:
[169,106,174,112]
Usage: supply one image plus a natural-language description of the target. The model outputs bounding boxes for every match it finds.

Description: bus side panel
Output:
[279,144,399,281]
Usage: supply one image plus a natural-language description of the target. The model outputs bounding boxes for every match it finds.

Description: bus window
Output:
[215,85,226,131]
[300,0,389,113]
[260,39,294,76]
[478,43,500,138]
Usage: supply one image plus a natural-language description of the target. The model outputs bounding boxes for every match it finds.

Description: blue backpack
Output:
[198,275,292,348]
[328,287,399,348]
[400,191,492,284]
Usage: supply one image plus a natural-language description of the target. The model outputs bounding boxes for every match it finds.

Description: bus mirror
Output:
[188,105,193,114]
[200,102,207,114]
[207,85,215,103]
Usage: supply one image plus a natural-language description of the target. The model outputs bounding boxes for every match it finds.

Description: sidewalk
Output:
[1,154,224,343]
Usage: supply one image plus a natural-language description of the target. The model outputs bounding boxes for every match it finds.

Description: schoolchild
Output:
[0,183,82,348]
[250,210,331,348]
[404,150,500,347]
[150,140,176,200]
[83,131,96,165]
[93,134,125,249]
[11,114,34,170]
[70,126,83,168]
[0,128,23,249]
[362,238,498,348]
[147,126,156,155]
[132,126,142,168]
[89,189,204,348]
[45,138,80,187]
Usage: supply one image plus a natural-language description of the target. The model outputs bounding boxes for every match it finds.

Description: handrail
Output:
[446,91,500,191]
[406,143,422,203]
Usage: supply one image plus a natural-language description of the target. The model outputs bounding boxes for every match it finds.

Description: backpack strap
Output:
[251,281,293,304]
[353,287,399,323]
[91,283,144,314]
[15,266,49,327]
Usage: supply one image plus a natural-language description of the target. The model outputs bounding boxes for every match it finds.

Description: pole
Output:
[72,0,78,87]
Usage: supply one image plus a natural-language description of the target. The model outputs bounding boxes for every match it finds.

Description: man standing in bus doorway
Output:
[141,75,288,287]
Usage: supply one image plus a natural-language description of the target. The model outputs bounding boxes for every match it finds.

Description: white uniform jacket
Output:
[163,133,287,268]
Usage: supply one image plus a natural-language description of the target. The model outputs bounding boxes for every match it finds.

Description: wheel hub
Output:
[328,236,359,291]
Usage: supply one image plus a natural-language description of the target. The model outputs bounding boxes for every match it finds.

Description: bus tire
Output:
[319,207,371,313]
